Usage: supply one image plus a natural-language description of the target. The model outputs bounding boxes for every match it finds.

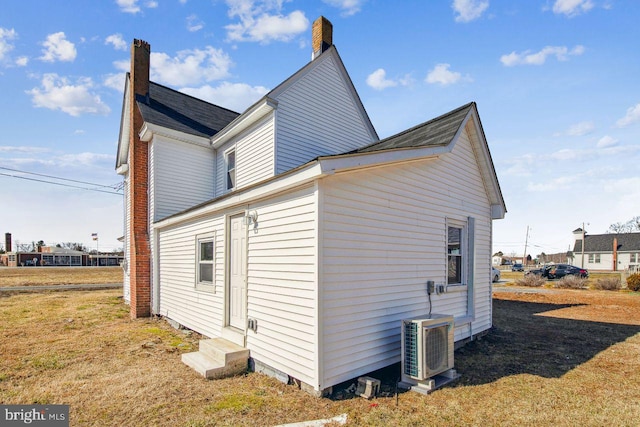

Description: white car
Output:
[492,267,501,282]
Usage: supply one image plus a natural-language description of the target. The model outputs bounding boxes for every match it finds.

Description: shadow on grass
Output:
[453,299,640,386]
[330,298,640,398]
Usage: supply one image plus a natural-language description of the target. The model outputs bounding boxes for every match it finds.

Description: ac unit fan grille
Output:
[424,326,448,374]
[403,321,419,377]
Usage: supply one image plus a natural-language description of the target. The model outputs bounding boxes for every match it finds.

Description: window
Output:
[197,236,214,286]
[588,254,601,263]
[225,149,236,190]
[631,253,639,264]
[447,225,464,285]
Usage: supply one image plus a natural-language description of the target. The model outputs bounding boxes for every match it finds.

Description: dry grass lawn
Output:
[1,285,639,426]
[0,267,121,287]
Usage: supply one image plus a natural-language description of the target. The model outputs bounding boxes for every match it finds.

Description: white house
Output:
[570,228,640,272]
[116,17,506,395]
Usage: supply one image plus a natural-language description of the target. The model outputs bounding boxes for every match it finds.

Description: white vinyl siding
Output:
[150,136,215,222]
[245,186,318,386]
[158,216,225,338]
[215,116,275,197]
[319,124,492,388]
[156,185,318,385]
[274,55,375,174]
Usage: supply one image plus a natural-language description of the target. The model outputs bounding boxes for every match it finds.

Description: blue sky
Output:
[1,0,638,257]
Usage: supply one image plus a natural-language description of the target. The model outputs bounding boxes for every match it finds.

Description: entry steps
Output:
[182,338,249,379]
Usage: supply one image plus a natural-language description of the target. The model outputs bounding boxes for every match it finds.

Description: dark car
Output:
[511,263,524,272]
[525,264,588,279]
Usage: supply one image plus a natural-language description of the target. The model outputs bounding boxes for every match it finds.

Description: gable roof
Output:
[355,102,474,153]
[116,76,240,170]
[573,233,640,253]
[210,45,378,148]
[137,80,240,138]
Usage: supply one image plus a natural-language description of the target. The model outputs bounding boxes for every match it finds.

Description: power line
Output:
[0,166,121,190]
[0,172,122,195]
[0,166,122,195]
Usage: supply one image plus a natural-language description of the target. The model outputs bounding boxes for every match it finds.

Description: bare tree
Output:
[608,216,640,233]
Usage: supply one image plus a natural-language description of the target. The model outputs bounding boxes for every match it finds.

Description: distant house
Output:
[570,228,640,271]
[116,17,506,395]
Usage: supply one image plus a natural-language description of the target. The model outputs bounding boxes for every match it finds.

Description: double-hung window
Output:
[447,223,465,285]
[197,235,214,287]
[588,253,601,263]
[225,149,236,191]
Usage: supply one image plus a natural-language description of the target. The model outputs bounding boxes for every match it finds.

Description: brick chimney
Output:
[312,16,333,60]
[129,39,151,318]
[5,233,11,252]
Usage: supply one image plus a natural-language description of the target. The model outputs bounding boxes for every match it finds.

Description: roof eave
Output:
[209,97,278,148]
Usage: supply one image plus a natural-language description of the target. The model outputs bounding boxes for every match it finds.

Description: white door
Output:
[228,214,247,330]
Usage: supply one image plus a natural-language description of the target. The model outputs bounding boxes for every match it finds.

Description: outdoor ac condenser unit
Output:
[400,314,456,393]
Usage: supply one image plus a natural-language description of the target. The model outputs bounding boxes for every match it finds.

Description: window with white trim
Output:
[630,253,638,263]
[588,253,601,263]
[447,222,466,285]
[225,149,236,190]
[196,235,214,287]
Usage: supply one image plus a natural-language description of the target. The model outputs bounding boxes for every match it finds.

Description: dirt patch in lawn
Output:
[1,288,639,426]
[0,266,121,287]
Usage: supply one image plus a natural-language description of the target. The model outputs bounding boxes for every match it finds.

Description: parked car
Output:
[525,264,588,279]
[492,267,501,282]
[512,263,524,272]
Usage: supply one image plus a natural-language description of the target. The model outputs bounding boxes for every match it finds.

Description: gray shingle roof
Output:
[353,102,474,153]
[136,81,240,138]
[573,233,640,253]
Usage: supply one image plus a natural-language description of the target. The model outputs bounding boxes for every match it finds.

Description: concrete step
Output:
[199,338,249,365]
[181,338,249,380]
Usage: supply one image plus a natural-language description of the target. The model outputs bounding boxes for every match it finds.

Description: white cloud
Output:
[103,60,129,91]
[426,63,467,86]
[56,152,114,167]
[180,82,269,113]
[146,0,158,8]
[103,73,126,91]
[15,56,28,66]
[105,33,127,51]
[187,14,205,32]
[615,103,640,127]
[150,47,233,86]
[116,0,141,13]
[39,32,77,62]
[566,121,595,136]
[0,27,17,62]
[597,135,618,148]
[366,69,397,90]
[322,0,366,17]
[500,45,584,66]
[27,74,110,116]
[0,146,50,154]
[225,1,309,44]
[452,0,489,23]
[527,175,578,192]
[552,0,594,17]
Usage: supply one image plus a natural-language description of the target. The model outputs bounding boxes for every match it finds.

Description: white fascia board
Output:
[465,110,507,215]
[210,97,277,149]
[154,161,324,229]
[139,122,211,147]
[317,144,451,174]
[116,164,129,176]
[116,81,131,169]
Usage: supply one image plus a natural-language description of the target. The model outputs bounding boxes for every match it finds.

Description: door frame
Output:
[223,211,248,346]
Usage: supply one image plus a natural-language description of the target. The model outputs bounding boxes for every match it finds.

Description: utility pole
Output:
[523,226,529,267]
[581,222,585,268]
